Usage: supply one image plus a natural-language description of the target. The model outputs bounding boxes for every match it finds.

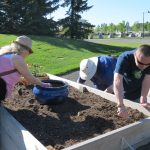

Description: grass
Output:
[0,34,142,75]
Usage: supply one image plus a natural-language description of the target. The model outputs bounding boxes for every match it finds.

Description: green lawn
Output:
[0,34,142,75]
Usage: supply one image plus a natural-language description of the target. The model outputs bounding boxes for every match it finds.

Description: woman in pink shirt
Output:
[0,35,51,102]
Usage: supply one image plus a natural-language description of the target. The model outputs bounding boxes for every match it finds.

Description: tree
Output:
[0,0,24,33]
[20,0,60,35]
[95,25,101,33]
[59,0,94,39]
[117,21,126,33]
[144,21,150,32]
[0,0,60,35]
[100,23,108,34]
[131,21,141,32]
[108,23,116,33]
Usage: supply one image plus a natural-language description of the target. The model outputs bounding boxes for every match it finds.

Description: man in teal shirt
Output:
[114,45,150,119]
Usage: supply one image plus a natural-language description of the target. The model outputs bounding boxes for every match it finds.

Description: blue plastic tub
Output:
[32,79,68,105]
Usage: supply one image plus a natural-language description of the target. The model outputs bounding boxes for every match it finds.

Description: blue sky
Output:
[52,0,150,26]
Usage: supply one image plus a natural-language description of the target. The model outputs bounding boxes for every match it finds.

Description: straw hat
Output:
[13,35,33,54]
[79,57,98,80]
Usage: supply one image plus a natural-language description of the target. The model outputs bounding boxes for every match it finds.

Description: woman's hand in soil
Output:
[41,82,52,88]
[117,106,128,119]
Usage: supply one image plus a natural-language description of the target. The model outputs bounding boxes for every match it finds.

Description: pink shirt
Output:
[0,54,21,97]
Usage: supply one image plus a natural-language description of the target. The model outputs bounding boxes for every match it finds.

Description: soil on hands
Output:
[2,84,146,150]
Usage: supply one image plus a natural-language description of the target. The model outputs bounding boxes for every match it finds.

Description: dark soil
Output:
[41,80,65,87]
[2,84,146,150]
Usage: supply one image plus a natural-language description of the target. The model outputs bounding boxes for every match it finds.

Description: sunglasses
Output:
[135,55,150,66]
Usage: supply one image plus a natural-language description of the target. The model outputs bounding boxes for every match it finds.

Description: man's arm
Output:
[140,74,150,109]
[114,73,128,118]
[114,73,124,106]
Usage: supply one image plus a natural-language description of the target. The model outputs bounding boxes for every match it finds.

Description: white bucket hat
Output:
[79,57,98,80]
[13,35,33,54]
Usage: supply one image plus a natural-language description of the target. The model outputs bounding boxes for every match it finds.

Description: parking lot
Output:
[84,37,150,44]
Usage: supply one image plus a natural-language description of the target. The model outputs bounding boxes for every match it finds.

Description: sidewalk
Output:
[60,70,94,88]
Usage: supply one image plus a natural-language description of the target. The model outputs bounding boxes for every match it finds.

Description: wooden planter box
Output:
[1,74,150,150]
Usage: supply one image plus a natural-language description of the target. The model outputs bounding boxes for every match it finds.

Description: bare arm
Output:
[114,73,128,118]
[12,55,43,86]
[113,73,124,106]
[140,75,150,109]
[141,74,150,102]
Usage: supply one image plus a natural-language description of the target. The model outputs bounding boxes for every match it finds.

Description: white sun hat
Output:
[79,57,98,80]
[13,35,33,54]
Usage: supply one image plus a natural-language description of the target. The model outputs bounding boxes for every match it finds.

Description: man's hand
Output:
[140,102,150,110]
[105,88,113,93]
[117,105,128,119]
[105,85,114,94]
[140,96,150,110]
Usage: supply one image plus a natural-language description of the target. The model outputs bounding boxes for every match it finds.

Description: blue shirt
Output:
[91,56,117,90]
[115,50,150,100]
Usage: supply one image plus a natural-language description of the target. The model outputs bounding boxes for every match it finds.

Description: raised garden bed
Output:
[2,81,147,150]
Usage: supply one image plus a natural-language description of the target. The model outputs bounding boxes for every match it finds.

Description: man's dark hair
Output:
[137,44,150,56]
